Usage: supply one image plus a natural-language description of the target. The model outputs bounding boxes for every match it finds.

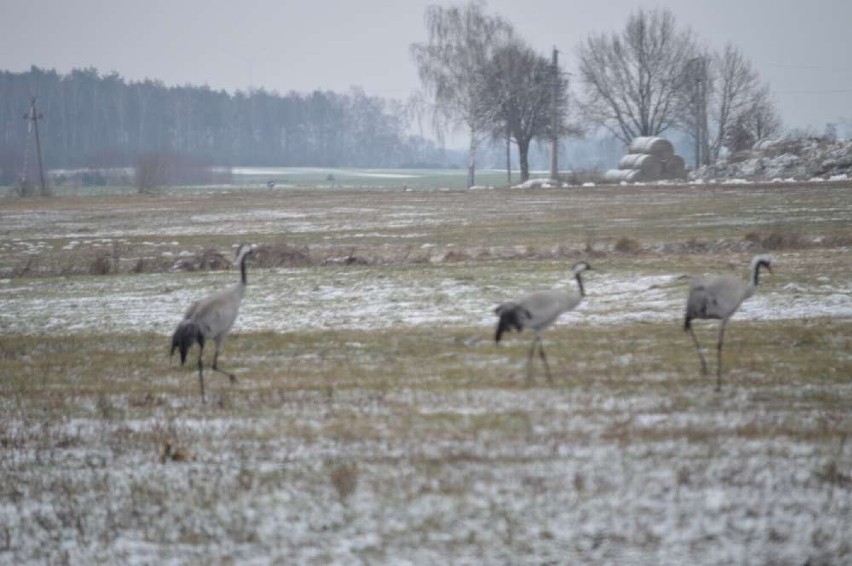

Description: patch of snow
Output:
[2,266,849,336]
[512,178,558,189]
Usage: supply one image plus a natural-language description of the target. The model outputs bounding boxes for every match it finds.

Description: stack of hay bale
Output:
[604,136,687,183]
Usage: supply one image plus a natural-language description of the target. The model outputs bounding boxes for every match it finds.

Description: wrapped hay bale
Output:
[628,136,675,158]
[660,154,687,179]
[618,153,663,178]
[604,169,642,183]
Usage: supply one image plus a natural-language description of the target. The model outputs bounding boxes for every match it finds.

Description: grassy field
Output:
[1,182,851,563]
[232,166,516,190]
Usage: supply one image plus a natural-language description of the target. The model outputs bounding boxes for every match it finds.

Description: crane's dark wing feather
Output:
[170,320,204,365]
[495,303,532,343]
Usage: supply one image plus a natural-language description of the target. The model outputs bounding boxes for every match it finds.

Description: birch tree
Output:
[410,2,513,187]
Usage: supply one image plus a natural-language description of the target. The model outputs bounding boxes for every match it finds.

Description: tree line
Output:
[0,67,454,186]
[2,4,783,190]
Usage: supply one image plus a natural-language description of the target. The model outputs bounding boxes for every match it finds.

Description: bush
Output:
[743,231,807,251]
[253,241,312,268]
[89,253,112,275]
[613,236,641,254]
[135,152,232,192]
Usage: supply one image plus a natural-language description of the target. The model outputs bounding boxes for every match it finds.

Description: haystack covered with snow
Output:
[692,138,852,182]
[604,136,687,183]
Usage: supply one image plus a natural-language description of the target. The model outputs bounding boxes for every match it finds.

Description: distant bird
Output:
[495,261,593,382]
[171,243,255,402]
[684,254,772,391]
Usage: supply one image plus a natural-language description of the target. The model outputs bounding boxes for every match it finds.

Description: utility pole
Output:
[688,56,708,169]
[505,121,511,186]
[549,46,560,181]
[700,58,710,166]
[24,97,49,196]
[694,68,701,169]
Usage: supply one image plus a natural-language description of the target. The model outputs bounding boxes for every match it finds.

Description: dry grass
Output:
[253,239,313,268]
[1,182,851,562]
[0,319,850,561]
[3,183,852,279]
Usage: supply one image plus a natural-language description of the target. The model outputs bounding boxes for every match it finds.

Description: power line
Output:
[765,63,852,73]
[775,88,852,94]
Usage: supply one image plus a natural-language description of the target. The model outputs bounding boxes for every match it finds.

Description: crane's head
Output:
[571,261,592,275]
[750,254,772,286]
[751,254,772,274]
[235,243,256,263]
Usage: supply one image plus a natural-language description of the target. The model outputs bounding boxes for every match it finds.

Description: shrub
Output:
[253,241,312,268]
[613,236,641,254]
[89,253,112,275]
[743,230,807,251]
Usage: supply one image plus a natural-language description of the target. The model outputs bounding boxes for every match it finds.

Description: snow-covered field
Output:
[0,183,850,563]
[2,261,851,336]
[4,381,850,564]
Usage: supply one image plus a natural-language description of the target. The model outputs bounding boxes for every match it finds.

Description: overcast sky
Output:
[2,0,851,137]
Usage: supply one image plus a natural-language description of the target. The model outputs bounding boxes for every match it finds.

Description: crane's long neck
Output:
[575,272,586,298]
[751,261,767,287]
[240,254,249,286]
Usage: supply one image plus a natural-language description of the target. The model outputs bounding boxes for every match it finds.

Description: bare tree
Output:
[724,87,782,153]
[709,45,761,160]
[484,40,569,182]
[681,45,780,162]
[411,1,514,187]
[135,152,167,193]
[743,84,782,142]
[577,8,697,144]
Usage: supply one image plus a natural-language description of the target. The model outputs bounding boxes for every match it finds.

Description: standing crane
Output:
[171,243,255,402]
[684,254,772,391]
[495,261,593,382]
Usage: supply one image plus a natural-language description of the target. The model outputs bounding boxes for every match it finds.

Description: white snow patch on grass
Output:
[2,266,850,336]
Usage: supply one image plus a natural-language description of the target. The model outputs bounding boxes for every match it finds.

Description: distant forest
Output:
[0,66,458,179]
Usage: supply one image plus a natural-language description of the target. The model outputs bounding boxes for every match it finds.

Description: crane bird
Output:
[171,243,255,402]
[684,254,772,391]
[494,261,593,382]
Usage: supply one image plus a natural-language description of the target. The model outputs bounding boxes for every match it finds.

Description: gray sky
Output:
[2,0,851,136]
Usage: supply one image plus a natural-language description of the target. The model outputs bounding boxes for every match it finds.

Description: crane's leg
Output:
[526,337,539,382]
[715,321,728,392]
[688,326,709,376]
[197,343,206,403]
[538,342,553,383]
[211,341,237,383]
